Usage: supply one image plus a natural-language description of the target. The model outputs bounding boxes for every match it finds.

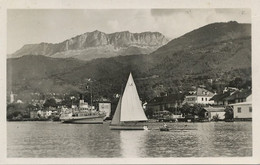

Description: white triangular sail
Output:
[120,73,148,122]
[111,96,122,125]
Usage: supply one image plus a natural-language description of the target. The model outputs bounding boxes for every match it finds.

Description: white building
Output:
[204,107,226,121]
[231,102,252,121]
[231,93,252,121]
[184,87,215,105]
[46,111,52,117]
[232,102,252,120]
[37,110,48,118]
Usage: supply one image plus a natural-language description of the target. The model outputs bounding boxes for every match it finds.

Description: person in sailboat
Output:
[163,123,168,128]
[143,126,149,130]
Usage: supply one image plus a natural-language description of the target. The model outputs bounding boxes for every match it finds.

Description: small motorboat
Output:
[160,123,169,131]
[160,127,170,131]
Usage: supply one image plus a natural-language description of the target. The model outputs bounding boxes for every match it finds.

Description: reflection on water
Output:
[120,131,148,157]
[7,121,252,157]
[196,123,215,156]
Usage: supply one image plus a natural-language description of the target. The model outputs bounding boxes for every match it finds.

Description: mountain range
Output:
[10,31,169,61]
[7,21,251,101]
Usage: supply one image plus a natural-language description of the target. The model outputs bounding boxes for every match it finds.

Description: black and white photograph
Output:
[1,0,260,164]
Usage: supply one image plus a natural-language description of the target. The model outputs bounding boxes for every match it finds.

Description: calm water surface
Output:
[7,121,252,157]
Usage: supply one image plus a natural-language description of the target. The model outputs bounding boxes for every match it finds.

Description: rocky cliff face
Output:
[11,30,169,60]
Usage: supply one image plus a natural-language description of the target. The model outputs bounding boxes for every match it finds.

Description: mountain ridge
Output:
[11,30,169,61]
[151,21,251,58]
[7,22,251,101]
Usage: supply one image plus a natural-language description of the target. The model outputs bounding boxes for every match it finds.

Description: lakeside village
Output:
[6,84,252,123]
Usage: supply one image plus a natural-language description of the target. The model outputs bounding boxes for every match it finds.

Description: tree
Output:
[194,104,206,119]
[144,108,154,119]
[7,110,22,120]
[241,80,252,89]
[180,103,192,116]
[61,96,72,107]
[179,103,206,120]
[224,106,234,120]
[228,77,243,89]
[26,104,36,111]
[43,98,57,108]
[212,114,220,121]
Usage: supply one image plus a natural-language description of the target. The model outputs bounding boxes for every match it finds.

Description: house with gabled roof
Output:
[183,87,215,105]
[224,89,251,105]
[210,87,251,106]
[210,92,231,105]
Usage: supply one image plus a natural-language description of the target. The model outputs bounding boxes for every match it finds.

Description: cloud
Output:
[149,9,251,39]
[151,9,192,16]
[215,8,250,15]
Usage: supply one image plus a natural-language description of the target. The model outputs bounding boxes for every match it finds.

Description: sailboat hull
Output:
[109,125,146,130]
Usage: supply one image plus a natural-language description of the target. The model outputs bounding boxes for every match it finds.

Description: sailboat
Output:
[110,73,148,130]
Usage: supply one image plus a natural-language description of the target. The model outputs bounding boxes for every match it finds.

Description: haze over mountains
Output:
[7,21,251,101]
[11,31,169,61]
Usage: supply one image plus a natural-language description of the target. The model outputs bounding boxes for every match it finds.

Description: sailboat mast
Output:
[90,85,93,110]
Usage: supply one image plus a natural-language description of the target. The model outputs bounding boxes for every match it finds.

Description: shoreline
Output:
[6,119,252,123]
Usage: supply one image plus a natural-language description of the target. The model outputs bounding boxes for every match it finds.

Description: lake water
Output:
[7,121,252,158]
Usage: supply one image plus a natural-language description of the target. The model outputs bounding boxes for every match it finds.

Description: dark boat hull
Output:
[160,127,170,131]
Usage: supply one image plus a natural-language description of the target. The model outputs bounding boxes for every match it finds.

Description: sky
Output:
[7,9,251,54]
